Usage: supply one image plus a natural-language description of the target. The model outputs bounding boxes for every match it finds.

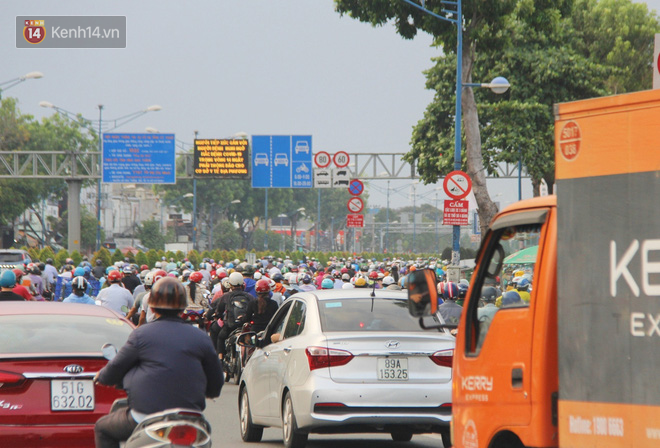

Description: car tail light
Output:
[305,346,353,371]
[430,349,453,368]
[0,370,26,389]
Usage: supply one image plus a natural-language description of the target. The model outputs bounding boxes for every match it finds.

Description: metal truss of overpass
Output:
[0,151,526,180]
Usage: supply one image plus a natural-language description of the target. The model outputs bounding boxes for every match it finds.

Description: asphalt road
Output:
[204,382,447,448]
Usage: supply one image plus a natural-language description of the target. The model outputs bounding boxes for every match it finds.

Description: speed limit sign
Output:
[333,151,350,168]
[314,151,331,168]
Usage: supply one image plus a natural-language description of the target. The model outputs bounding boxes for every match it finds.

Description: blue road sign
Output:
[103,133,176,184]
[349,179,364,195]
[251,135,312,188]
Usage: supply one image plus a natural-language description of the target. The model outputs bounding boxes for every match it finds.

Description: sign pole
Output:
[264,188,268,250]
[317,189,321,251]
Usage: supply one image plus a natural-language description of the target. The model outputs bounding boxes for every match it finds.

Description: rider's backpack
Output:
[225,292,252,328]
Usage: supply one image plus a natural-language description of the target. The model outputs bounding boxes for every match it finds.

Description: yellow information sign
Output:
[193,139,249,178]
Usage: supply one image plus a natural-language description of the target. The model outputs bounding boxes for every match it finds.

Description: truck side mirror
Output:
[407,269,439,317]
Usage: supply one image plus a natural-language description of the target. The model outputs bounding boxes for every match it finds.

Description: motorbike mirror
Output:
[407,269,439,317]
[101,343,117,361]
[237,331,257,347]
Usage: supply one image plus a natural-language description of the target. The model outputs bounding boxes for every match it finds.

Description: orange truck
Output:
[409,88,660,447]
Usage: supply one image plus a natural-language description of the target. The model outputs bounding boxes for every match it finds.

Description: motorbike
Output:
[100,344,212,448]
[222,322,253,384]
[182,308,206,329]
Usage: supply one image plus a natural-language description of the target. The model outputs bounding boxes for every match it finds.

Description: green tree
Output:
[55,249,70,267]
[146,249,159,268]
[136,219,166,250]
[112,248,124,264]
[135,251,148,267]
[40,246,56,263]
[93,247,112,268]
[70,250,83,267]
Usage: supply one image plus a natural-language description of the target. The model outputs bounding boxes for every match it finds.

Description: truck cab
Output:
[452,195,558,448]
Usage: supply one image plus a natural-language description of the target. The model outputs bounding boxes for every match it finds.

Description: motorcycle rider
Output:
[209,272,253,360]
[96,270,134,316]
[62,276,96,305]
[245,279,279,333]
[94,276,223,448]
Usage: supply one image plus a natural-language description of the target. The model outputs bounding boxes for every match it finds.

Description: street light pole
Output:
[0,71,43,99]
[96,105,103,251]
[386,180,390,253]
[192,130,198,252]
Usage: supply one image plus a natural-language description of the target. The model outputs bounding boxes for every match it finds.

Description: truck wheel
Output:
[282,391,308,448]
[239,388,263,442]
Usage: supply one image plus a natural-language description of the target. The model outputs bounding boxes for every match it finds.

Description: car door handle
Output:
[512,367,523,389]
[284,347,292,354]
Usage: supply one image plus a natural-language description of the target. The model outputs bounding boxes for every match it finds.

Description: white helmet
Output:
[382,276,395,286]
[254,271,262,280]
[228,272,244,286]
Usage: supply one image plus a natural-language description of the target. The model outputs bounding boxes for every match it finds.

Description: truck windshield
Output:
[469,221,545,354]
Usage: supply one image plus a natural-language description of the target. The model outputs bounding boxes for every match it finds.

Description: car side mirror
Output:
[407,269,439,317]
[237,332,258,347]
[101,343,117,361]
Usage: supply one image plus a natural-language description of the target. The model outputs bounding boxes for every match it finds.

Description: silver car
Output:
[238,289,453,448]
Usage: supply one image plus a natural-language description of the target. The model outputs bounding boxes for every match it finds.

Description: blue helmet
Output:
[516,278,531,291]
[443,282,459,300]
[502,290,522,306]
[74,267,85,277]
[0,270,17,288]
[321,278,334,289]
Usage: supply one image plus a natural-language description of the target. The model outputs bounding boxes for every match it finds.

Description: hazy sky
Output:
[2,1,659,210]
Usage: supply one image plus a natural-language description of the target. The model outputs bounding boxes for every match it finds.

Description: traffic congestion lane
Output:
[206,384,447,448]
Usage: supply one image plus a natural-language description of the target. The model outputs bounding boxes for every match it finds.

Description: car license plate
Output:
[51,379,95,411]
[377,357,408,381]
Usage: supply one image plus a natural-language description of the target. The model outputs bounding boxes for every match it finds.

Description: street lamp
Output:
[289,207,305,251]
[277,214,288,251]
[399,0,509,265]
[40,100,161,252]
[0,71,43,99]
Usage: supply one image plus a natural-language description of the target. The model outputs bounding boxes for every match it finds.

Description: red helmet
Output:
[153,270,168,283]
[369,271,379,280]
[255,279,271,293]
[189,271,203,283]
[140,264,149,271]
[217,271,228,280]
[12,268,24,279]
[107,270,123,282]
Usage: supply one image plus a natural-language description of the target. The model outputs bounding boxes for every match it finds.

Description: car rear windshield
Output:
[0,315,133,355]
[318,298,425,332]
[0,253,24,262]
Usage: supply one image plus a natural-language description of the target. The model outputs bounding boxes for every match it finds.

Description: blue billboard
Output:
[103,133,176,184]
[251,135,312,188]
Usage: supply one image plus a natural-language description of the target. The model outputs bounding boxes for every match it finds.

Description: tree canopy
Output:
[335,0,659,235]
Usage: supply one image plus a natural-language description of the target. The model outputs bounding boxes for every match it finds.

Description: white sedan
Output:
[238,289,454,448]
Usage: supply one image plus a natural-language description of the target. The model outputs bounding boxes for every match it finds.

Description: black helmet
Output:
[149,277,187,310]
[243,265,255,276]
[481,286,498,302]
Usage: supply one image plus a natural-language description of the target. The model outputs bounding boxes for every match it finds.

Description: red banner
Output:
[346,214,364,228]
[443,200,469,226]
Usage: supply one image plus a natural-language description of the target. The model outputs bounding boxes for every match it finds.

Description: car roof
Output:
[0,302,126,319]
[291,288,408,301]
